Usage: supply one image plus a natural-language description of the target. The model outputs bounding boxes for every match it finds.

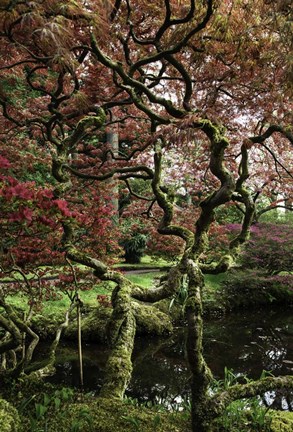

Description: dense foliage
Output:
[240,223,293,275]
[220,269,293,310]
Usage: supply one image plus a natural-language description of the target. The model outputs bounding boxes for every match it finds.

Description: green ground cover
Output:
[2,257,291,318]
[1,259,292,432]
[115,255,172,269]
[2,267,227,317]
[2,382,293,432]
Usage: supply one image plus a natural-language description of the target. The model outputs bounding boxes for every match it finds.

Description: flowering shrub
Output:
[240,223,293,275]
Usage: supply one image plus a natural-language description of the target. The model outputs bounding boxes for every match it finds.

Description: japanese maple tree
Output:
[0,1,292,431]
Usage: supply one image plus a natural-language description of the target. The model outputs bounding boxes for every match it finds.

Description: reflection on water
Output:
[46,308,293,409]
[203,309,292,379]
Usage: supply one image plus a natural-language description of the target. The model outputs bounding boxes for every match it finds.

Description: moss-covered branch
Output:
[64,109,106,149]
[90,33,185,120]
[27,300,78,379]
[0,298,39,371]
[131,265,181,302]
[230,142,255,251]
[151,139,194,250]
[192,122,235,258]
[210,375,293,419]
[249,124,293,146]
[198,138,254,274]
[66,164,154,182]
[0,313,22,354]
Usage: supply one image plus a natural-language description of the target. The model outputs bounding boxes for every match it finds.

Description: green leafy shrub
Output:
[219,270,293,310]
[120,232,147,264]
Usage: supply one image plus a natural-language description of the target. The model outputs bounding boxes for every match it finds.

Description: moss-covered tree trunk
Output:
[99,310,136,399]
[99,280,136,399]
[185,260,212,432]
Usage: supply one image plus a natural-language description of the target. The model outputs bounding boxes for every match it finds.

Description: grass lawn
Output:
[1,257,227,316]
[126,271,163,287]
[115,255,171,270]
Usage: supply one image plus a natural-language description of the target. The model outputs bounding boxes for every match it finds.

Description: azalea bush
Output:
[218,221,293,308]
[240,223,293,275]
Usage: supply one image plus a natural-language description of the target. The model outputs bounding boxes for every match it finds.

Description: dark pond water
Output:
[45,307,293,409]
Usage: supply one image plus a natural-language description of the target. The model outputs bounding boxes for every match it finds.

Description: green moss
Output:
[4,370,190,431]
[35,301,172,345]
[100,311,136,399]
[217,254,234,271]
[93,398,191,432]
[154,298,184,322]
[77,109,106,130]
[0,398,20,432]
[3,378,191,432]
[100,347,133,399]
[43,397,191,432]
[65,305,111,342]
[32,310,65,339]
[14,390,292,432]
[270,411,293,432]
[134,302,173,335]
